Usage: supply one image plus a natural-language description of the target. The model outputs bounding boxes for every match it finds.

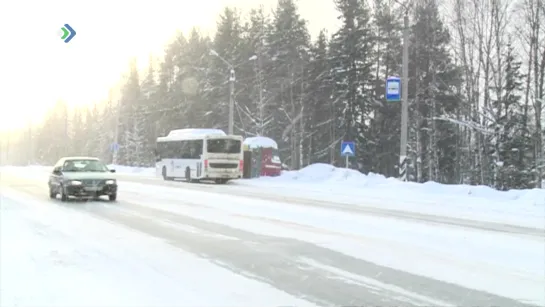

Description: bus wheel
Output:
[185,167,191,182]
[162,167,172,181]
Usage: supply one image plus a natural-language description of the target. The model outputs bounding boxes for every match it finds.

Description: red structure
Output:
[243,137,282,177]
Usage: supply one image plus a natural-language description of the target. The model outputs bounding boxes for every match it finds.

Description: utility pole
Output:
[27,120,32,165]
[5,130,10,165]
[258,24,265,136]
[112,99,121,165]
[210,49,240,135]
[211,50,260,135]
[254,54,264,135]
[399,11,410,182]
[228,67,235,135]
[65,104,69,154]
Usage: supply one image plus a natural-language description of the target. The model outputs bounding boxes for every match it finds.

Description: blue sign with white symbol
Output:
[386,76,401,102]
[341,141,355,157]
[110,143,120,152]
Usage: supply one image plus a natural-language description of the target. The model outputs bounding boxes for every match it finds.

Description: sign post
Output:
[110,143,120,164]
[340,141,355,168]
[110,143,119,153]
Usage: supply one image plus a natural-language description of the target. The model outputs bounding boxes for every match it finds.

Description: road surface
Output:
[115,173,545,238]
[0,170,542,307]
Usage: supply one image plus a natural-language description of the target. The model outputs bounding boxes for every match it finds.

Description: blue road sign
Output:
[386,76,401,102]
[340,141,355,157]
[110,143,119,152]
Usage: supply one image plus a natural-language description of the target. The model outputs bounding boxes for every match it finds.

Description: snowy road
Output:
[1,169,544,307]
[114,173,545,238]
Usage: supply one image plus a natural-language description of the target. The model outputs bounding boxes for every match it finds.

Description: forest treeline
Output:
[1,0,544,190]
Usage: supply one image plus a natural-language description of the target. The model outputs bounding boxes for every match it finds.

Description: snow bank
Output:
[0,164,156,177]
[244,163,545,207]
[243,136,278,149]
[107,164,155,176]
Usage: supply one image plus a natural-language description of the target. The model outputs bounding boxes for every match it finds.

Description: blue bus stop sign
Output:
[386,76,401,102]
[110,143,119,152]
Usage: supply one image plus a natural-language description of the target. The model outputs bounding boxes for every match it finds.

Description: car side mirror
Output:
[110,169,116,173]
[53,169,62,175]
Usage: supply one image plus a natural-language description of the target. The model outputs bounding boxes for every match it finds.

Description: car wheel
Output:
[108,193,117,202]
[49,187,56,199]
[162,166,173,181]
[60,185,68,202]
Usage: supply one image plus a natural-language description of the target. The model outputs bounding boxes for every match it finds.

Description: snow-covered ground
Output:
[238,164,545,229]
[0,187,316,307]
[116,182,545,305]
[1,166,544,306]
[3,163,544,229]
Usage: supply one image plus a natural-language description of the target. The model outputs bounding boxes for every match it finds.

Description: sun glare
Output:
[0,0,336,132]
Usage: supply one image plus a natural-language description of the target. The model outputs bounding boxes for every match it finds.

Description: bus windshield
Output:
[207,139,241,154]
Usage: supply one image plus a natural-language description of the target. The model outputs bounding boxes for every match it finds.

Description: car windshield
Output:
[62,159,109,172]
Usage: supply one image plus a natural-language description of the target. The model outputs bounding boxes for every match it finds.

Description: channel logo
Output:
[60,24,76,43]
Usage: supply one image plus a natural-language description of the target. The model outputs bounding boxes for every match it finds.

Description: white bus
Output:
[155,129,243,184]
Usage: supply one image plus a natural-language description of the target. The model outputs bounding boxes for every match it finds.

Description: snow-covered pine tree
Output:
[242,6,274,137]
[209,8,246,132]
[155,37,179,134]
[179,28,214,129]
[489,40,534,190]
[409,0,460,183]
[70,107,84,156]
[118,58,142,165]
[305,30,334,164]
[369,0,402,177]
[328,0,375,170]
[266,0,310,169]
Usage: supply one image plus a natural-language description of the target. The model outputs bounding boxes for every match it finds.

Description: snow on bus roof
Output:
[157,128,228,142]
[167,128,226,137]
[243,136,278,149]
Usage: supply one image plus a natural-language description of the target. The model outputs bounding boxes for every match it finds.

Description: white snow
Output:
[108,164,156,176]
[297,257,454,307]
[110,182,545,306]
[243,136,278,149]
[238,163,545,229]
[157,128,228,142]
[2,163,544,229]
[3,163,545,229]
[0,187,317,307]
[167,128,226,137]
[1,166,544,306]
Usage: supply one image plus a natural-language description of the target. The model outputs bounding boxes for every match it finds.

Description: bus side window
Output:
[186,140,201,159]
[167,142,177,159]
[179,140,190,159]
[195,140,203,158]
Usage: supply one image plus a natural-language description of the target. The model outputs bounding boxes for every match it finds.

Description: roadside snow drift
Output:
[244,163,545,206]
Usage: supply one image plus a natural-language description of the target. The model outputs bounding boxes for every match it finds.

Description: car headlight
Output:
[69,180,82,185]
[105,180,116,185]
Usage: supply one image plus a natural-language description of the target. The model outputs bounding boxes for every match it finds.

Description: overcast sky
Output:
[0,0,340,131]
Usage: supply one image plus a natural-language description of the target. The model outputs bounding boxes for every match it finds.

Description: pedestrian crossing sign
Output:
[341,141,355,157]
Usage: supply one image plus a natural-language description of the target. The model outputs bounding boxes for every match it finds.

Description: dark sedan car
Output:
[48,157,118,201]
